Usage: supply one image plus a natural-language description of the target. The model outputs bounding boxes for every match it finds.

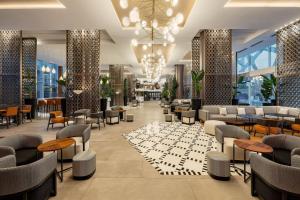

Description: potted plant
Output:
[23,69,37,118]
[261,74,277,106]
[100,75,113,117]
[232,76,245,105]
[170,76,178,102]
[161,82,170,102]
[124,78,128,106]
[191,69,204,121]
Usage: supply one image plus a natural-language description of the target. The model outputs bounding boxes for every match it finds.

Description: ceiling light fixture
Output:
[119,0,128,9]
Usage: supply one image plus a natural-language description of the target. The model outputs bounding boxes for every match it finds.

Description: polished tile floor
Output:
[0,102,257,200]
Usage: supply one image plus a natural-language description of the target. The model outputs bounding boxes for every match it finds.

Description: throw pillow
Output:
[237,108,246,115]
[255,108,264,115]
[278,107,289,115]
[219,107,227,115]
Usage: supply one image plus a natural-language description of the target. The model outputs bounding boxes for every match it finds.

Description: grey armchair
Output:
[0,134,43,166]
[181,110,196,125]
[215,125,250,160]
[0,152,57,200]
[86,111,105,130]
[262,135,300,166]
[56,124,91,160]
[250,154,300,200]
[105,110,120,125]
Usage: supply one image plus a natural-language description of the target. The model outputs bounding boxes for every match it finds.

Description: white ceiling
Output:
[1,0,300,75]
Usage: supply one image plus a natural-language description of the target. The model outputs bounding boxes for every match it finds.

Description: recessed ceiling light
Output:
[225,0,300,7]
[0,0,65,9]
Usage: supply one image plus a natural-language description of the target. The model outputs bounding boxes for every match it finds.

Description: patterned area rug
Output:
[124,121,222,175]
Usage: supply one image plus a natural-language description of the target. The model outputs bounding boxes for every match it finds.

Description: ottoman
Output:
[163,108,169,114]
[72,149,96,180]
[206,151,230,181]
[127,114,134,122]
[165,114,172,122]
[204,120,226,136]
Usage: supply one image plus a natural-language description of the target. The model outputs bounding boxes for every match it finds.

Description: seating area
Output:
[1,1,300,200]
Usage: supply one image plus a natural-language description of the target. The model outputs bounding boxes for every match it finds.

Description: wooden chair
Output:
[47,111,69,131]
[2,106,19,128]
[20,105,32,123]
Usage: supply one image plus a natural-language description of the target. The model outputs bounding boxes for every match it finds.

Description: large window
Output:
[236,41,276,105]
[37,60,60,99]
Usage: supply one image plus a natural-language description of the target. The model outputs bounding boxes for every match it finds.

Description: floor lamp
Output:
[73,90,83,111]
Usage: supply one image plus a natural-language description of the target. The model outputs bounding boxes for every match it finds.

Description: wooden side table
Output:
[38,138,76,182]
[233,139,273,182]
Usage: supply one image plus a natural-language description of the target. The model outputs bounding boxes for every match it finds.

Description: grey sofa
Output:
[0,147,57,200]
[0,134,43,166]
[250,154,300,200]
[171,99,191,112]
[215,125,250,160]
[199,105,300,122]
[56,124,91,160]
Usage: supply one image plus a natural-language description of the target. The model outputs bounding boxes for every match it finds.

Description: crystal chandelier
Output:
[119,0,184,80]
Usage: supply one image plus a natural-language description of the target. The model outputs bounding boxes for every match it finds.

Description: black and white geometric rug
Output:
[124,121,222,175]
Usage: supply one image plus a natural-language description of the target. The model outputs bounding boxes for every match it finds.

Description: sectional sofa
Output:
[199,105,300,122]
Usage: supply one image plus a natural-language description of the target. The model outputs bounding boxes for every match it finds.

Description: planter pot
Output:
[271,99,277,106]
[124,96,128,106]
[192,98,202,121]
[24,98,37,119]
[263,102,272,106]
[100,98,108,118]
[232,99,239,105]
[61,98,67,117]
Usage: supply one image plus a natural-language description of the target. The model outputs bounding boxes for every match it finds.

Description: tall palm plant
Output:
[261,74,277,102]
[191,69,205,98]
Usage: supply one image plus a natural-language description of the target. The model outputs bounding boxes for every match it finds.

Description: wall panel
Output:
[0,30,21,106]
[66,30,101,113]
[277,20,300,107]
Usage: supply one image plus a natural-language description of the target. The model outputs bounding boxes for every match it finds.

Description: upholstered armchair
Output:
[250,154,300,200]
[0,134,43,166]
[105,110,120,125]
[56,124,91,160]
[181,110,196,125]
[0,151,57,200]
[2,106,19,128]
[262,135,300,166]
[215,125,250,161]
[47,111,69,130]
[86,111,105,130]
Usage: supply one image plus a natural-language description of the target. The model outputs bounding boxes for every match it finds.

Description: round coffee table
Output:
[38,138,76,182]
[233,139,273,182]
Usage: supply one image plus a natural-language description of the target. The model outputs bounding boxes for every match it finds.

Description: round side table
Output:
[38,138,76,182]
[233,139,273,182]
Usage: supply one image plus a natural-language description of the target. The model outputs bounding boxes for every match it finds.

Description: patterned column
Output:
[0,30,22,106]
[192,33,201,98]
[175,64,184,99]
[66,30,101,113]
[22,38,37,102]
[277,20,300,107]
[192,30,232,105]
[109,65,124,106]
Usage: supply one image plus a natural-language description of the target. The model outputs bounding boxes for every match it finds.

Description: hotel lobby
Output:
[0,0,300,200]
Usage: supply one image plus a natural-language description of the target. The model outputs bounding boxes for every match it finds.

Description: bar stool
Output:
[37,99,47,118]
[20,105,32,123]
